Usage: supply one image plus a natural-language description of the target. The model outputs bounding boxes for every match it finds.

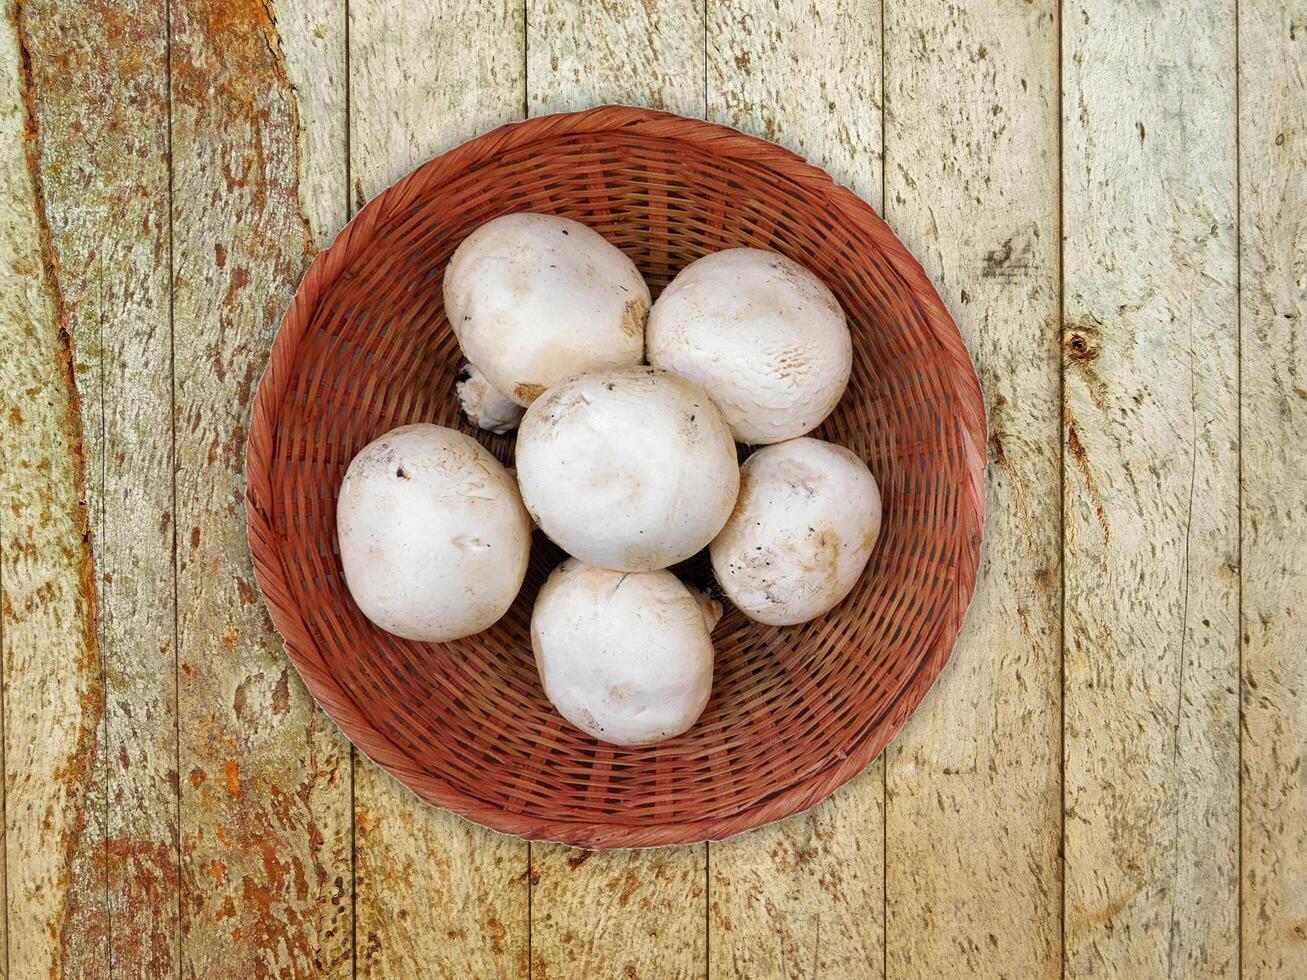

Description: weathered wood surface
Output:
[170,1,352,976]
[0,7,108,975]
[1240,1,1307,976]
[527,0,705,118]
[18,1,176,975]
[349,3,530,978]
[1063,1,1241,976]
[706,3,886,978]
[527,4,709,978]
[883,2,1063,978]
[1,0,1302,977]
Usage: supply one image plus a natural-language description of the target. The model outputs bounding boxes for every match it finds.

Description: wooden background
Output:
[0,0,1302,977]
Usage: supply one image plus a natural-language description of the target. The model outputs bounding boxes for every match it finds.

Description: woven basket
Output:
[246,105,985,848]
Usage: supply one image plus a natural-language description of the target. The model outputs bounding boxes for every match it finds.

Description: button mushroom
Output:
[337,423,531,641]
[646,248,852,444]
[443,212,650,406]
[515,367,740,572]
[709,437,881,626]
[531,558,720,745]
[455,362,525,434]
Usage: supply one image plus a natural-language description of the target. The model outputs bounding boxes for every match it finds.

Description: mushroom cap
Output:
[455,363,525,434]
[709,437,881,626]
[444,212,649,406]
[337,423,531,642]
[515,367,740,572]
[646,248,852,444]
[531,559,716,745]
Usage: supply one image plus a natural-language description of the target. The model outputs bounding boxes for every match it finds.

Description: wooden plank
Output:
[18,1,176,973]
[708,793,882,980]
[1062,1,1240,975]
[526,0,706,117]
[881,2,1063,977]
[347,3,530,977]
[529,846,706,980]
[525,0,705,117]
[279,0,349,248]
[525,4,708,978]
[170,1,352,974]
[1239,2,1307,976]
[705,3,885,977]
[0,5,109,975]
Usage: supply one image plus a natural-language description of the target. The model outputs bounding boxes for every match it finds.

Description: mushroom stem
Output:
[455,363,525,434]
[688,587,723,633]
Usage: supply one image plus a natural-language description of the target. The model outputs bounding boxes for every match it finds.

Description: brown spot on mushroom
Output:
[622,544,663,570]
[514,382,546,402]
[775,346,811,381]
[619,296,645,338]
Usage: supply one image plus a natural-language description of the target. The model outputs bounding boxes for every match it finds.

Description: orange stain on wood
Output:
[224,760,240,796]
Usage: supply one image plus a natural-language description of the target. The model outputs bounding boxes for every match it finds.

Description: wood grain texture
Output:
[279,0,348,248]
[526,0,705,117]
[354,801,528,979]
[705,3,885,977]
[348,2,530,976]
[170,1,351,974]
[0,5,108,975]
[2,6,1299,977]
[525,4,709,978]
[1063,1,1240,975]
[709,795,882,980]
[1239,1,1307,976]
[883,2,1062,977]
[530,846,706,980]
[349,0,526,206]
[18,0,177,973]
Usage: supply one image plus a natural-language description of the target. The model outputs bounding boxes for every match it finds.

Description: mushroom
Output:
[444,212,649,406]
[531,558,719,745]
[515,367,740,572]
[455,363,525,434]
[646,248,852,444]
[337,423,531,641]
[709,437,881,626]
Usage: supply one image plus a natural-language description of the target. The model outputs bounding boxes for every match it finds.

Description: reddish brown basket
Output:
[246,105,985,848]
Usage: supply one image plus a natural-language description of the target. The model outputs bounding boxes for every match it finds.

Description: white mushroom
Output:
[709,437,881,626]
[515,367,739,572]
[455,363,525,434]
[444,212,649,406]
[337,423,531,641]
[646,248,852,444]
[531,559,717,745]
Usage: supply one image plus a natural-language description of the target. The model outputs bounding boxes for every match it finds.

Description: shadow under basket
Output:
[245,105,986,848]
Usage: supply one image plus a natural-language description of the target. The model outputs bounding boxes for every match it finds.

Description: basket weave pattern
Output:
[246,106,985,848]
